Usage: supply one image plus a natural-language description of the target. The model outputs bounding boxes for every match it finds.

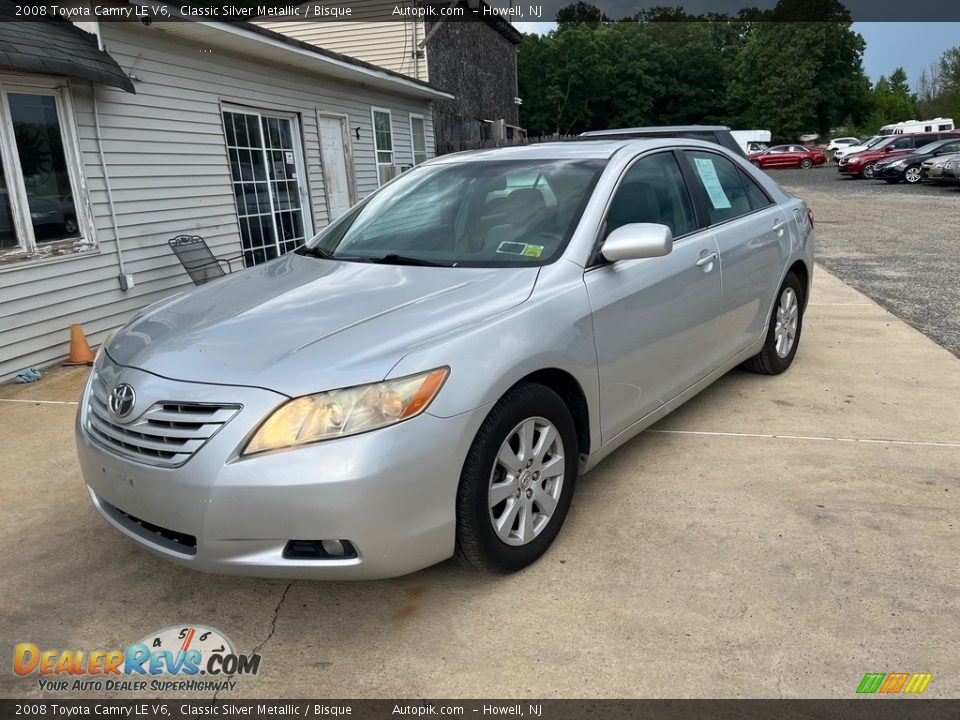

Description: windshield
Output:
[863,136,885,148]
[914,142,942,154]
[303,159,605,267]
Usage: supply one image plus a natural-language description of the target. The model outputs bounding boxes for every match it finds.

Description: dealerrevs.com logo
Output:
[13,625,261,693]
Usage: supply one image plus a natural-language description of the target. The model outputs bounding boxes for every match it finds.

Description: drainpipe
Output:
[92,83,128,285]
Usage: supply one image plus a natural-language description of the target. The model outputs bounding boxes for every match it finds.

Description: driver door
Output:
[584,151,722,443]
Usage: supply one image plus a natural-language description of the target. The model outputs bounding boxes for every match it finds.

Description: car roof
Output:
[580,125,731,136]
[424,138,707,163]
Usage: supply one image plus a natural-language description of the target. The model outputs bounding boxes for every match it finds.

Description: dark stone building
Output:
[426,17,523,153]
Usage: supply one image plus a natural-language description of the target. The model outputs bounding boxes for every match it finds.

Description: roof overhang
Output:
[0,18,135,93]
[131,3,453,101]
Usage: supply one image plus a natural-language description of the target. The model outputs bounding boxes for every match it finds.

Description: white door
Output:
[317,115,353,220]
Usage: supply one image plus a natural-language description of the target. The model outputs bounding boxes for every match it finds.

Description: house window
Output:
[0,83,87,264]
[371,107,394,185]
[410,114,427,165]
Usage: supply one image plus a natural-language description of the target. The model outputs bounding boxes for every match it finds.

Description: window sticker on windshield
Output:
[693,158,732,210]
[496,241,544,258]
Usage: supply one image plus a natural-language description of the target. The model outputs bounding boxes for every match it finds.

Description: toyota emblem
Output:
[108,383,136,419]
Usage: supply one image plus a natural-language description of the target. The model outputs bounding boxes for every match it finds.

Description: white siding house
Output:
[0,19,449,382]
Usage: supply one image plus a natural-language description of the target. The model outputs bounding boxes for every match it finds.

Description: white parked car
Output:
[834,135,884,159]
[827,137,860,152]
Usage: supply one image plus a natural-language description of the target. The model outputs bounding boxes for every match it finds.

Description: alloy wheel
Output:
[863,163,876,179]
[774,287,799,358]
[488,417,565,547]
[904,166,922,184]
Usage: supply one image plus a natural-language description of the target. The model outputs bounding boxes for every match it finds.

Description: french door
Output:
[222,108,311,267]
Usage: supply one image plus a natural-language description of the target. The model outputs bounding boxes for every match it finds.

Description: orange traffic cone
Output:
[64,324,95,366]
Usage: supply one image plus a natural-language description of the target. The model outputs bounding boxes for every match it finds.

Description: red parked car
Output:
[748,144,827,169]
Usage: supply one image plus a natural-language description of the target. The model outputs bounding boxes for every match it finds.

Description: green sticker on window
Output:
[497,242,544,258]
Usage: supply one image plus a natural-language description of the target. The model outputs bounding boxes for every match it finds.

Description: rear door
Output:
[681,149,786,362]
[585,150,722,442]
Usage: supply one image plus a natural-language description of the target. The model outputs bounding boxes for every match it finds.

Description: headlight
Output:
[888,160,907,168]
[242,367,449,455]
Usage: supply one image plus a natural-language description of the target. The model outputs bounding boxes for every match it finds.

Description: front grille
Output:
[86,371,240,467]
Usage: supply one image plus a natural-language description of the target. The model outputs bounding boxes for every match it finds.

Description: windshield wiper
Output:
[371,254,448,267]
[297,246,374,263]
[296,245,335,259]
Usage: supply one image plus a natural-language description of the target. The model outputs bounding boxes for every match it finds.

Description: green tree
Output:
[726,19,869,139]
[869,68,915,126]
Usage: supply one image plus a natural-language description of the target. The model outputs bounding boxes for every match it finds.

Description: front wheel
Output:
[800,158,813,169]
[904,165,922,184]
[861,162,876,179]
[456,383,578,573]
[741,272,804,375]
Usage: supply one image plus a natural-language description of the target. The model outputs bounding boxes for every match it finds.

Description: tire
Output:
[455,383,578,573]
[751,160,761,168]
[741,272,804,375]
[904,165,922,184]
[861,162,876,179]
[800,158,813,169]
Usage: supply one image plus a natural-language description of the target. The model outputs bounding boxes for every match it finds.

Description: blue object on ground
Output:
[14,368,42,384]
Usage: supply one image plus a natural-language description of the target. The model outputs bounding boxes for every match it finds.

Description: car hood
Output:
[108,254,540,397]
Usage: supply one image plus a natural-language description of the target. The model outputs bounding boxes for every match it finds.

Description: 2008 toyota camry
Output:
[77,139,814,579]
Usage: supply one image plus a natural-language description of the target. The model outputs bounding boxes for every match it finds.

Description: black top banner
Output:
[3,0,960,23]
[2,700,960,719]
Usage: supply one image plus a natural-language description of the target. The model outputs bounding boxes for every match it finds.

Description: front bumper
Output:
[76,361,487,579]
[838,163,860,175]
[875,165,904,180]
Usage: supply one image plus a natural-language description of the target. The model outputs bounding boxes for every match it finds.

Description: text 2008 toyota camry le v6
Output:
[77,139,814,579]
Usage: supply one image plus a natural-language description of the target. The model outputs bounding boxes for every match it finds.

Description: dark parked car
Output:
[579,126,745,157]
[873,138,960,184]
[748,145,827,169]
[838,131,960,178]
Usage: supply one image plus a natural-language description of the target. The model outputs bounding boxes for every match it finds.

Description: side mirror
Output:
[601,223,673,262]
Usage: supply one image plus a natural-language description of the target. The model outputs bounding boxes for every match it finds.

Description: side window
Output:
[890,137,913,150]
[738,169,773,210]
[605,152,696,239]
[683,150,752,224]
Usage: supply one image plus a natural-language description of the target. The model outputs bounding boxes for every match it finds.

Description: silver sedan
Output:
[76,139,814,579]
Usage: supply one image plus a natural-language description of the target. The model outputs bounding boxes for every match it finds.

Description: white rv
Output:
[880,118,954,135]
[731,129,772,154]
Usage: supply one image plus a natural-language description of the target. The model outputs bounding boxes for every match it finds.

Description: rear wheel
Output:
[741,272,804,375]
[455,383,578,573]
[800,158,813,169]
[904,165,922,184]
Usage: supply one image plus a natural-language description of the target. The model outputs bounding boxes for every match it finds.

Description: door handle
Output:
[695,251,718,267]
[772,219,788,232]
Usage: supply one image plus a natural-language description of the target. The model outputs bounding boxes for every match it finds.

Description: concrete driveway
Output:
[1,267,957,699]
